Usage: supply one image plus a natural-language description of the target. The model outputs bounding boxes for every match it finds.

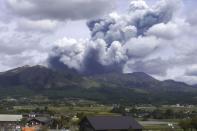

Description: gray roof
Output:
[28,117,52,123]
[0,114,22,122]
[85,116,143,130]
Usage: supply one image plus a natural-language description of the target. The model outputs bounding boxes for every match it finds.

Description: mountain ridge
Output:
[0,65,196,104]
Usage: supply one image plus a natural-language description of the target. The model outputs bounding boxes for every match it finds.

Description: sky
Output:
[0,0,197,84]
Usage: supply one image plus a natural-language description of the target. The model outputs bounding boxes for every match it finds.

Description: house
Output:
[79,116,143,131]
[0,114,22,130]
[27,117,53,128]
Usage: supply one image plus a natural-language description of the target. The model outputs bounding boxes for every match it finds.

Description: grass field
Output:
[143,125,182,131]
[140,120,182,131]
[49,106,113,114]
[14,105,115,115]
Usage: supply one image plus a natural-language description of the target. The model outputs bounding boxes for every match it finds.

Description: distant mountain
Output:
[88,72,160,88]
[0,65,196,104]
[88,72,195,92]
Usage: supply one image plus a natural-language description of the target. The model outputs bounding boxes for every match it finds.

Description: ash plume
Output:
[48,0,180,75]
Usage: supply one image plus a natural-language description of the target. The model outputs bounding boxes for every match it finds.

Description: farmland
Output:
[4,98,195,130]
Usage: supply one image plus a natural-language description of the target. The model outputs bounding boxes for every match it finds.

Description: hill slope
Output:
[0,65,196,104]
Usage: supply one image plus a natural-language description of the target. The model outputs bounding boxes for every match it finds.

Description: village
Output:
[0,97,196,131]
[0,0,197,130]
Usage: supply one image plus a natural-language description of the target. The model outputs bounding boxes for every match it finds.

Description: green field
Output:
[140,120,182,130]
[14,105,114,115]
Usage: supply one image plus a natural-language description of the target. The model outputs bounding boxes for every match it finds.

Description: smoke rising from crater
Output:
[48,0,181,75]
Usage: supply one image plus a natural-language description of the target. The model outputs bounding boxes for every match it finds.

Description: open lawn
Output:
[14,105,115,115]
[49,106,113,114]
[140,120,182,131]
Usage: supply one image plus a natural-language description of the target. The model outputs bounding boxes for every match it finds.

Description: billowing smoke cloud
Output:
[48,0,181,75]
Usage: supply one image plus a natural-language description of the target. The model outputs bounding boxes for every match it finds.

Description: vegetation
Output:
[0,66,196,130]
[0,65,196,104]
[0,95,196,130]
[179,117,197,131]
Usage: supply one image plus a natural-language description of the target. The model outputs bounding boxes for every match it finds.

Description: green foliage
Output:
[152,109,164,119]
[179,119,192,131]
[19,118,28,126]
[76,112,86,120]
[111,105,127,114]
[0,65,197,104]
[51,116,70,129]
[191,117,197,129]
[178,117,197,131]
[164,109,174,119]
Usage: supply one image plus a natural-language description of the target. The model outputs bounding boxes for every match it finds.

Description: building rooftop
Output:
[28,117,52,124]
[0,114,22,122]
[82,116,143,130]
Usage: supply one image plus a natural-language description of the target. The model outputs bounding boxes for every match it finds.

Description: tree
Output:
[129,107,138,114]
[51,119,59,129]
[19,118,27,126]
[179,119,191,131]
[57,115,71,128]
[77,112,85,120]
[111,105,126,114]
[44,106,48,112]
[164,109,174,119]
[33,107,41,113]
[191,117,197,130]
[152,109,163,119]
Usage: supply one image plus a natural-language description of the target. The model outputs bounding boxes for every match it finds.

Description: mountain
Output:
[0,65,82,89]
[87,72,159,89]
[192,84,197,88]
[0,65,196,104]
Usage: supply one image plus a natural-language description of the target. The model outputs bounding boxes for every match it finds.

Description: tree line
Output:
[179,117,197,131]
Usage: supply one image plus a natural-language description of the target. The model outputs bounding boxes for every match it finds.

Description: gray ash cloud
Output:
[48,0,180,75]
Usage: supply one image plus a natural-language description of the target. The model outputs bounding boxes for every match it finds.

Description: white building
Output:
[0,114,22,130]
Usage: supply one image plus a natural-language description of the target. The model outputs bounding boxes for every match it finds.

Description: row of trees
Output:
[179,117,197,131]
[111,105,197,120]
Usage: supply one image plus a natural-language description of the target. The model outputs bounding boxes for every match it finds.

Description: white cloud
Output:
[0,0,197,84]
[48,0,197,84]
[17,19,58,32]
[6,0,115,21]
